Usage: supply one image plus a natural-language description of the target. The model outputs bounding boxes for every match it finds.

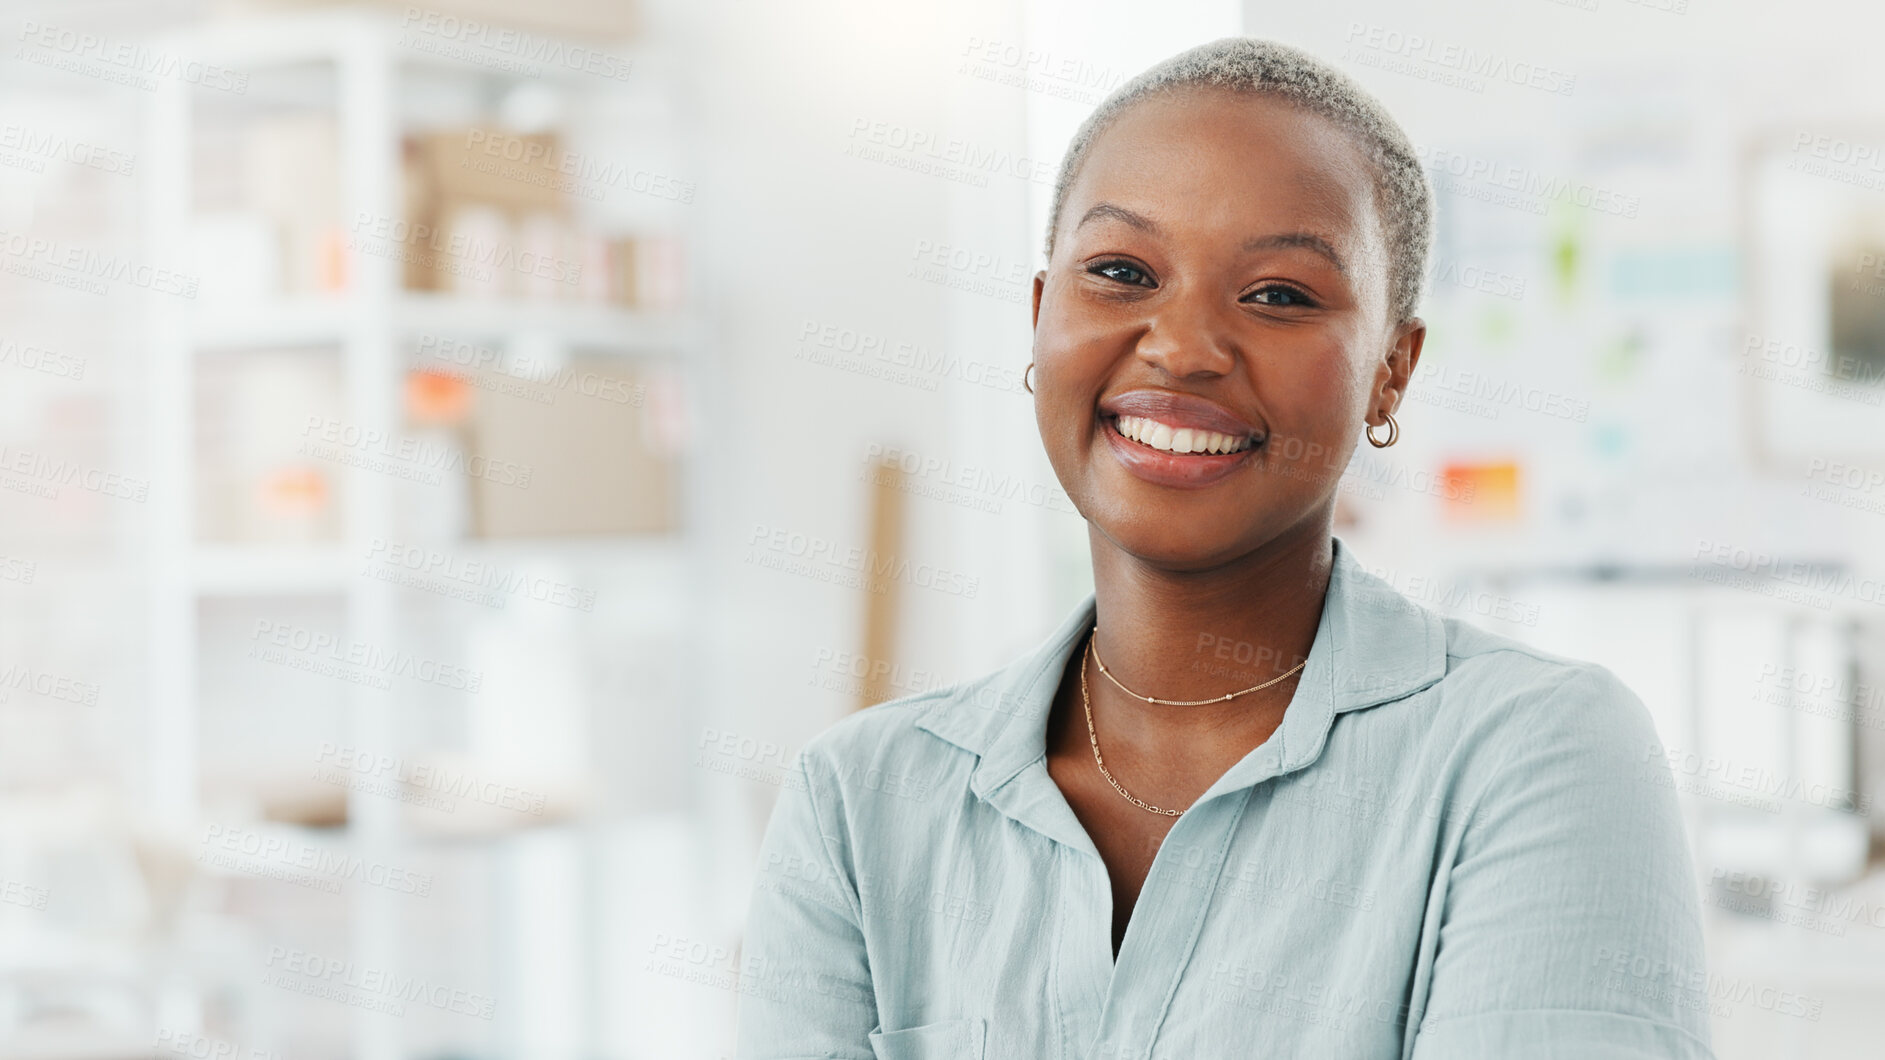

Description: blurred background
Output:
[1,0,1882,1056]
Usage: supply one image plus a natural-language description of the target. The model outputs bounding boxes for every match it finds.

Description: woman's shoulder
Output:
[1427,613,1664,780]
[789,667,1016,802]
[1436,613,1636,704]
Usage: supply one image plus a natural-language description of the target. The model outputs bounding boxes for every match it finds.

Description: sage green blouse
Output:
[735,537,1716,1059]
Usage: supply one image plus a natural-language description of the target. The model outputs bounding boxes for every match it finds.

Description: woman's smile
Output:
[1097,388,1266,489]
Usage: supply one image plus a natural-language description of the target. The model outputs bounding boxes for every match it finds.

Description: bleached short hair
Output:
[1043,36,1434,326]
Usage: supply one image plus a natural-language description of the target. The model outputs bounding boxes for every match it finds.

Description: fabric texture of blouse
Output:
[734,536,1717,1059]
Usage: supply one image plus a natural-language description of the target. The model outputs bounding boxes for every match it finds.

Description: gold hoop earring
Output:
[1366,410,1398,448]
[1022,362,1036,394]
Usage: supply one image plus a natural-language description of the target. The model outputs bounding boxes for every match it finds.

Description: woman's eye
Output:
[1245,284,1314,307]
[1091,261,1151,286]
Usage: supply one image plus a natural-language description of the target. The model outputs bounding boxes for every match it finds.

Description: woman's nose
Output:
[1132,286,1240,378]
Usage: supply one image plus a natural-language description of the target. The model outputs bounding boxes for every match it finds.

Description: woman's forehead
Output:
[1068,89,1381,249]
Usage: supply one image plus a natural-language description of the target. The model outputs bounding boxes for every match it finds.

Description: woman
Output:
[736,37,1714,1060]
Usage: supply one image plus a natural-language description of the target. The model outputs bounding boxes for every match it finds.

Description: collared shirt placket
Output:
[999,750,1294,1060]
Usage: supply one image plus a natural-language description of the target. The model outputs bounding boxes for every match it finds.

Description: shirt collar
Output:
[913,536,1449,812]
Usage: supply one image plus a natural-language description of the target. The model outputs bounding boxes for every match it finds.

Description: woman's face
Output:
[1031,87,1424,571]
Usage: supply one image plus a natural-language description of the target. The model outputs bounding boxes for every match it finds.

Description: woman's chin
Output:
[1088,512,1271,573]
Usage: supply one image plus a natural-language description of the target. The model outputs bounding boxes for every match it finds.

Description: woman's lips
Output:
[1100,413,1262,488]
[1097,388,1264,440]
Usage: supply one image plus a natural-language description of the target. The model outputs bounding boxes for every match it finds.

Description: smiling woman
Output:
[737,37,1715,1060]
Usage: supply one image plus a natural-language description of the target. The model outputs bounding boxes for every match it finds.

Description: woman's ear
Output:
[1377,317,1425,416]
[1031,269,1047,331]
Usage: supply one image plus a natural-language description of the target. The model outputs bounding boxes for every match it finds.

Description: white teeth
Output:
[1113,415,1251,455]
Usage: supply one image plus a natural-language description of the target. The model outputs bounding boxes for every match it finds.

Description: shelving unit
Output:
[191,292,703,352]
[140,8,707,1057]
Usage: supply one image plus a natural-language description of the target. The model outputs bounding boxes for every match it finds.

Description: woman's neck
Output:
[1082,519,1334,748]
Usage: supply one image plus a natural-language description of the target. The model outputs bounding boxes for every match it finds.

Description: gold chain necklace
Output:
[1092,624,1306,705]
[1080,625,1306,817]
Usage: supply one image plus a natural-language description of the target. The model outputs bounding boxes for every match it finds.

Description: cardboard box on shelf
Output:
[401,128,575,296]
[407,128,566,212]
[460,356,679,537]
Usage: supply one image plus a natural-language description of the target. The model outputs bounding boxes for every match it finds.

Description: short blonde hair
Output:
[1044,36,1434,325]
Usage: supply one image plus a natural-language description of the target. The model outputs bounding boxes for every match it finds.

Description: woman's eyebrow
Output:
[1075,201,1158,235]
[1074,202,1346,274]
[1243,232,1347,274]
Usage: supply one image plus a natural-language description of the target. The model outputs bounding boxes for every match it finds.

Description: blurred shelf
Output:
[156,7,648,87]
[440,533,689,562]
[141,14,710,1054]
[191,293,698,353]
[189,536,689,596]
